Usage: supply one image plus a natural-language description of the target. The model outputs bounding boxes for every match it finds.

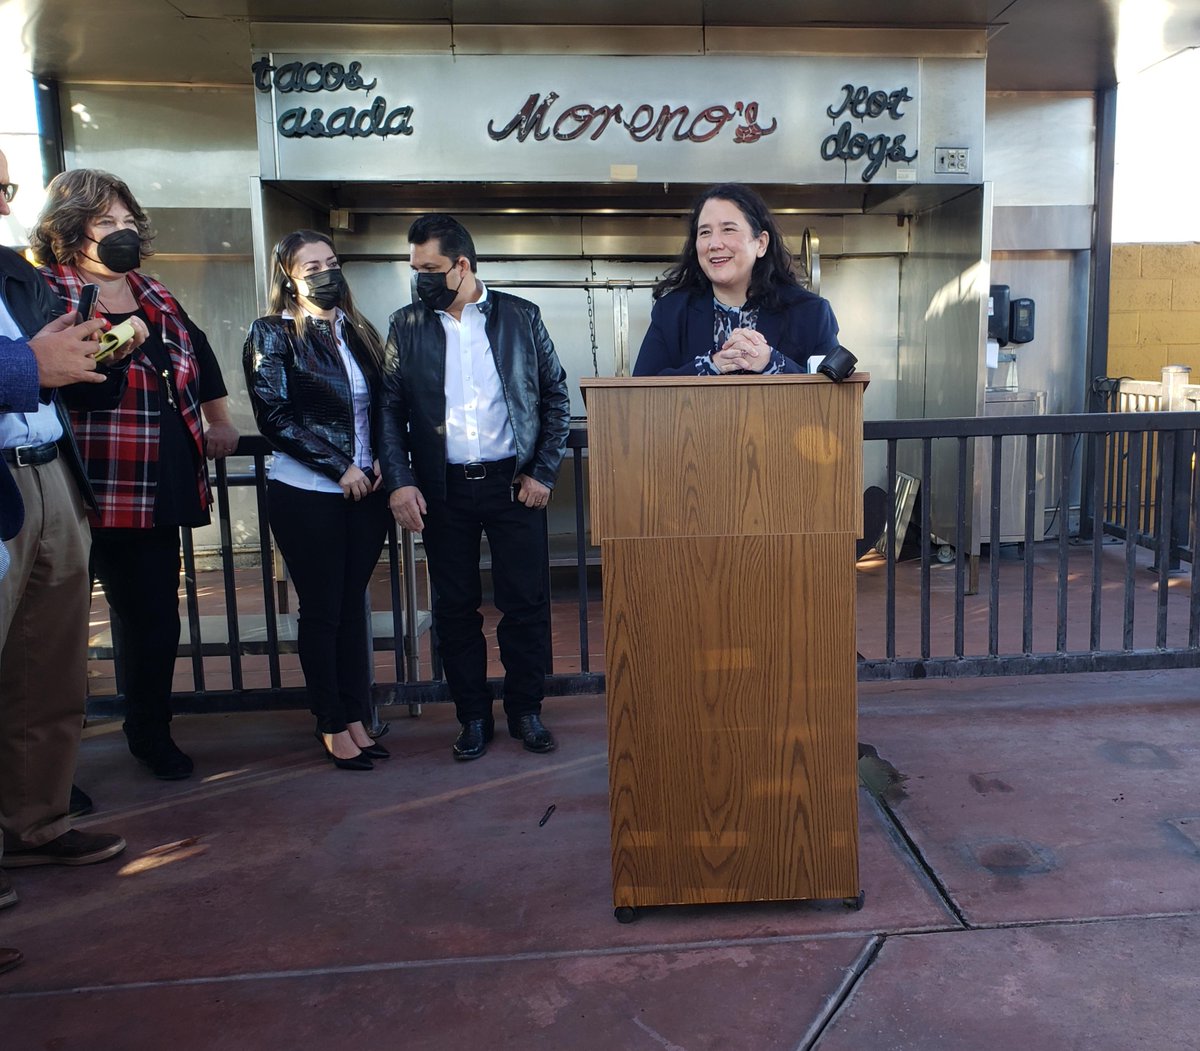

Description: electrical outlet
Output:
[934,147,970,174]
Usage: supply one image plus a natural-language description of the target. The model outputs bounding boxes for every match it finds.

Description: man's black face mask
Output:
[412,266,462,312]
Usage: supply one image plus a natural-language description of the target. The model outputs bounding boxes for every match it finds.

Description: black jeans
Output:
[267,481,389,734]
[422,466,550,725]
[91,524,183,749]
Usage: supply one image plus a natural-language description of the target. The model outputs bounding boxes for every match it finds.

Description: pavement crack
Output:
[795,934,884,1051]
[859,744,971,929]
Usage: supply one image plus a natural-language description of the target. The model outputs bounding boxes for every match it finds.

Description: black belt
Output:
[2,441,58,467]
[448,457,516,481]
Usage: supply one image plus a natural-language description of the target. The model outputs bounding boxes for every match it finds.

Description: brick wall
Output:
[1108,243,1200,379]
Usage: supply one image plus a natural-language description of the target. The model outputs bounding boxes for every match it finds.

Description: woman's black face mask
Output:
[412,265,463,312]
[90,229,142,274]
[297,268,346,310]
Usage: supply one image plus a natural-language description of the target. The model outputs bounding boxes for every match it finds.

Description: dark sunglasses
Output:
[0,184,16,203]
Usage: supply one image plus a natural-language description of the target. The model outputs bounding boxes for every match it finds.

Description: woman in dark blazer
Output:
[243,230,390,771]
[633,183,841,377]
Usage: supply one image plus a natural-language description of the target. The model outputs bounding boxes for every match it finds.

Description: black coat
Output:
[377,289,570,499]
[633,284,840,376]
[243,314,383,483]
[0,246,105,535]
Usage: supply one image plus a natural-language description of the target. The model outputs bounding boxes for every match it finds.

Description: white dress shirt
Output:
[437,281,516,465]
[0,293,63,451]
[269,309,372,494]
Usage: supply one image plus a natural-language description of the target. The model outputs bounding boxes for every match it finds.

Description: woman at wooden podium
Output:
[633,183,841,377]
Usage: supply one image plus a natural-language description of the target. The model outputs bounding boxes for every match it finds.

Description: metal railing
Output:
[86,410,1200,715]
[861,410,1200,679]
[1096,365,1200,567]
[87,431,603,717]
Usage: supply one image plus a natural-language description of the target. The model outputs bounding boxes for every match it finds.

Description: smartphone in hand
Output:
[77,283,99,322]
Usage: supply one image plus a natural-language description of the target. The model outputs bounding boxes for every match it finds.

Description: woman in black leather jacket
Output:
[243,230,390,771]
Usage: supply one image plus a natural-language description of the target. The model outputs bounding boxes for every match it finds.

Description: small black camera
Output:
[817,345,857,383]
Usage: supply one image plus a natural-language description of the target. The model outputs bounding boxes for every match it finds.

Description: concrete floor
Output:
[4,668,1200,1049]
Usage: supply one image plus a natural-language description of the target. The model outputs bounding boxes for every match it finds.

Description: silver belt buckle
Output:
[463,462,487,480]
[14,444,38,468]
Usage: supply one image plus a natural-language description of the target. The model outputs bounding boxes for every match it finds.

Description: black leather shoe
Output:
[0,947,23,975]
[2,828,126,867]
[508,713,556,754]
[0,870,17,910]
[129,738,194,781]
[453,718,494,761]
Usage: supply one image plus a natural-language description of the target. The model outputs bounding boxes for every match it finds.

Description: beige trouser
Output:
[0,454,91,849]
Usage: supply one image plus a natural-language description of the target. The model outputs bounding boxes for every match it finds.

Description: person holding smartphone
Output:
[32,168,238,781]
[243,230,391,770]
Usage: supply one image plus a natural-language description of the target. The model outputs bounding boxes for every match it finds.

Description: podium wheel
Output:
[408,703,422,718]
[842,891,865,911]
[614,907,639,924]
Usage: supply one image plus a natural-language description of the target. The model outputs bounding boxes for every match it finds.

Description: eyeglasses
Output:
[0,184,16,203]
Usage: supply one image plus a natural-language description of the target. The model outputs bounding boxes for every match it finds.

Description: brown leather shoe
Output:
[0,947,23,975]
[0,869,16,910]
[1,829,126,868]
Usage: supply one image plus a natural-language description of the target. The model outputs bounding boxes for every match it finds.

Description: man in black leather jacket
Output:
[378,214,570,761]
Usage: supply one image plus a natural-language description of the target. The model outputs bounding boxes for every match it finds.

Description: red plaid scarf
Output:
[40,264,209,528]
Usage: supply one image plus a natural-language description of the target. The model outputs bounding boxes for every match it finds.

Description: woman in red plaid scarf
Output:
[33,169,239,781]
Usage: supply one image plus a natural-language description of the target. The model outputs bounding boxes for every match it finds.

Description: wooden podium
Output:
[581,374,868,918]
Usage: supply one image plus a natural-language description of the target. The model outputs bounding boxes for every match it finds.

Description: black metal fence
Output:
[1093,377,1198,567]
[860,411,1200,679]
[86,411,1200,715]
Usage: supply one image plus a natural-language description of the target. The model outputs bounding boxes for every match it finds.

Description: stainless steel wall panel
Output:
[822,255,902,491]
[143,258,258,429]
[986,93,1096,207]
[703,27,986,56]
[144,257,261,555]
[915,59,987,183]
[142,208,253,257]
[991,206,1093,251]
[452,25,705,54]
[338,214,586,259]
[580,217,700,259]
[450,2,702,25]
[249,21,452,52]
[836,214,911,256]
[896,184,990,548]
[60,85,258,208]
[701,0,991,26]
[330,209,915,262]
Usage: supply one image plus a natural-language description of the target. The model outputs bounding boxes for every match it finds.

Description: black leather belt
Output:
[2,441,58,467]
[449,457,516,481]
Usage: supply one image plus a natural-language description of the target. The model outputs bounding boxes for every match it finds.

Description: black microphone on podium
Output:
[817,345,858,383]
